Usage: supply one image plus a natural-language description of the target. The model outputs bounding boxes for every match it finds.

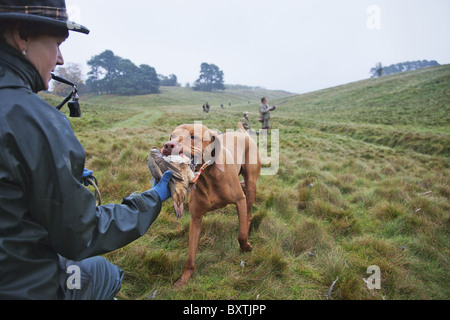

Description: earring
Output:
[22,49,27,56]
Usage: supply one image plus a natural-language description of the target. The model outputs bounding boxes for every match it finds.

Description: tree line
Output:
[52,50,226,96]
[370,60,439,78]
[85,50,162,95]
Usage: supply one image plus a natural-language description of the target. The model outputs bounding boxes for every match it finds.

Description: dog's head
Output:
[162,124,224,172]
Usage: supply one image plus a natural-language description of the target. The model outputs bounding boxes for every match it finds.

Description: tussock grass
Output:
[43,65,450,300]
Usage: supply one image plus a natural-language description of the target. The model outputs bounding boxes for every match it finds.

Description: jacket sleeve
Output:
[34,139,163,261]
[3,99,162,261]
[48,185,162,261]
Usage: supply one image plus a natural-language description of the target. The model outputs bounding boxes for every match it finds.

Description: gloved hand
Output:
[81,169,94,186]
[151,170,173,202]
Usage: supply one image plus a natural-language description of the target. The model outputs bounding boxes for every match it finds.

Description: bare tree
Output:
[52,63,86,96]
[370,62,383,78]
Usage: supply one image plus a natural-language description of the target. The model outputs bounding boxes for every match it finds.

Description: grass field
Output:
[43,64,449,300]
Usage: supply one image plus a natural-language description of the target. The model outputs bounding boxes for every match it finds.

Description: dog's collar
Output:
[192,160,212,184]
[190,157,198,171]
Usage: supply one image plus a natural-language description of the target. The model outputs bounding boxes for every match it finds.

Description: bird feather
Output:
[147,148,196,219]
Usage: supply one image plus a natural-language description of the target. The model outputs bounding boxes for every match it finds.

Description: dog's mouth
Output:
[162,139,206,172]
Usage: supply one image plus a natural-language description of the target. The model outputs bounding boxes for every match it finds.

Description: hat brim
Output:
[0,13,89,34]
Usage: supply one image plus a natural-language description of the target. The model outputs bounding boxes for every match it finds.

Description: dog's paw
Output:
[174,269,195,288]
[173,278,186,288]
[240,242,253,252]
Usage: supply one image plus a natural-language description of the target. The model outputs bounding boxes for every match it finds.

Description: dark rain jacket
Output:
[0,41,162,299]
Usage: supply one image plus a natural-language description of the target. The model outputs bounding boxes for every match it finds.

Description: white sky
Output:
[62,0,450,94]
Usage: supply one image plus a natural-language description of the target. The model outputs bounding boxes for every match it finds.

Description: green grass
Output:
[41,64,450,300]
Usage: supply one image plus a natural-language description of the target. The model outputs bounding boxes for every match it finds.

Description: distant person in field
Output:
[240,111,259,136]
[240,111,251,130]
[203,102,210,113]
[0,0,173,300]
[259,97,278,129]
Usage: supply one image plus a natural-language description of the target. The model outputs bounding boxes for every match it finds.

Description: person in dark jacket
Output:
[0,0,172,300]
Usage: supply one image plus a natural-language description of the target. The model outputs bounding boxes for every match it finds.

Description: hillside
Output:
[85,86,294,109]
[277,64,450,156]
[42,65,449,300]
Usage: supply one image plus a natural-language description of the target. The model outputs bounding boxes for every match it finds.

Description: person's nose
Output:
[57,47,64,66]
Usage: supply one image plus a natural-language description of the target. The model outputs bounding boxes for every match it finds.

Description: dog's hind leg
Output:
[240,180,246,195]
[236,197,253,252]
[243,178,257,235]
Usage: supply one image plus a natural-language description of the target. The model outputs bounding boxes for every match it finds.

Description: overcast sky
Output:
[62,0,450,94]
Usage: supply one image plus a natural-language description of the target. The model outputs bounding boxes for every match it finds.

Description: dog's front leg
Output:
[174,214,203,287]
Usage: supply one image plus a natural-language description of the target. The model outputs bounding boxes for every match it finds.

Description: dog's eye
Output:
[191,135,195,140]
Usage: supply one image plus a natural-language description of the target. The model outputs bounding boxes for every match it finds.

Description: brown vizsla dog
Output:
[161,123,261,287]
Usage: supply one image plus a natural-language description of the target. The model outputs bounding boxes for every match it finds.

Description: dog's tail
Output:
[237,122,249,135]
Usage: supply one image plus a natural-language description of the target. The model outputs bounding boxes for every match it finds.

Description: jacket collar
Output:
[0,40,45,93]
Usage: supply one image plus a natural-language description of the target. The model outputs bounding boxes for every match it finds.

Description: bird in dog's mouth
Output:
[147,147,196,219]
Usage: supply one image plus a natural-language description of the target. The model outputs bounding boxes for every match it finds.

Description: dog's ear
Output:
[203,130,224,173]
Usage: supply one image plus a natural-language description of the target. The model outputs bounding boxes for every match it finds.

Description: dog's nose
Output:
[163,141,183,156]
[164,142,177,150]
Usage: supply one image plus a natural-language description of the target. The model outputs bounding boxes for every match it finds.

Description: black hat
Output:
[0,0,89,34]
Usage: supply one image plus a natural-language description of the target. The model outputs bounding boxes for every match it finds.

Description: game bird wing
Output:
[147,148,182,182]
[147,148,196,219]
[170,163,195,219]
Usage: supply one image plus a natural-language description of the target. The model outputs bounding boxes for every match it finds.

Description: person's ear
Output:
[8,23,29,55]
